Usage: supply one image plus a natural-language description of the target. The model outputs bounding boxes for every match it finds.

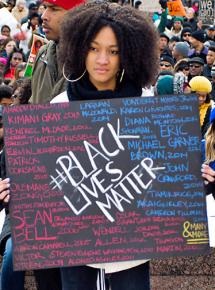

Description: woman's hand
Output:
[201,164,215,183]
[0,178,10,204]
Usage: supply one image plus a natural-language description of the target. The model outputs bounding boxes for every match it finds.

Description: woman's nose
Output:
[96,51,109,64]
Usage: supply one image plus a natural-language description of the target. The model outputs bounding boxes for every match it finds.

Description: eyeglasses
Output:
[183,67,189,71]
[160,63,171,67]
[183,33,191,36]
[189,64,201,68]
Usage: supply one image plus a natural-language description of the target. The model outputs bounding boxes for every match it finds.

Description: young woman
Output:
[3,47,26,81]
[53,1,158,105]
[52,2,159,290]
[189,76,213,138]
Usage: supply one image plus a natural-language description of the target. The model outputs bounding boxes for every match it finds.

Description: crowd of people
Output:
[0,0,214,289]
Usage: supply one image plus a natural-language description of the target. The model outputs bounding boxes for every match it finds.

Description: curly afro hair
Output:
[59,1,159,88]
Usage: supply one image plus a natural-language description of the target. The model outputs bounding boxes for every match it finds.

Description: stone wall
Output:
[24,249,215,290]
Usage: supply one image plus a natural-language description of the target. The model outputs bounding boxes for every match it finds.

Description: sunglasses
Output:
[183,33,191,36]
[189,64,201,68]
[160,63,171,67]
[183,67,189,71]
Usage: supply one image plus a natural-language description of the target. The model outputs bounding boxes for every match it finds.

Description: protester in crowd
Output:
[20,1,39,25]
[188,56,204,81]
[0,38,16,59]
[51,2,159,289]
[158,32,170,55]
[0,36,8,55]
[12,76,31,104]
[188,30,208,63]
[183,7,198,31]
[172,41,190,62]
[168,36,180,55]
[0,25,11,38]
[12,0,28,22]
[14,61,26,79]
[191,0,199,14]
[159,54,174,72]
[203,46,215,80]
[181,27,192,44]
[189,75,213,137]
[3,47,25,81]
[165,17,184,39]
[0,58,7,75]
[5,0,16,12]
[0,84,13,104]
[30,0,86,104]
[174,58,190,78]
[205,25,215,42]
[155,71,189,95]
[19,12,40,55]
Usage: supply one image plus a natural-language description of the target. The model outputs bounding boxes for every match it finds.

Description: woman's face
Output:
[1,26,10,37]
[197,91,207,105]
[85,26,120,91]
[5,40,16,56]
[11,52,23,67]
[31,16,39,28]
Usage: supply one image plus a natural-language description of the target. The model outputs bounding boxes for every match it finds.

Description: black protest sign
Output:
[3,95,209,271]
[199,0,215,25]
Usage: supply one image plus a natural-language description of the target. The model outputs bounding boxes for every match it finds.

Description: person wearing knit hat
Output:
[189,30,208,63]
[155,75,174,95]
[164,16,184,39]
[189,75,213,137]
[172,41,190,62]
[30,0,86,105]
[155,73,187,95]
[160,54,174,71]
[181,27,192,44]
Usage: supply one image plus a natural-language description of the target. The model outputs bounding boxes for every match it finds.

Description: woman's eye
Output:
[110,50,119,55]
[89,46,97,52]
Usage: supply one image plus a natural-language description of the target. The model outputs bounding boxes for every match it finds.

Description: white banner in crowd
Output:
[0,8,19,36]
[139,0,161,12]
[199,0,215,25]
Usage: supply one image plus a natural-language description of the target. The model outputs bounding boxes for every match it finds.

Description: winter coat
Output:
[30,40,67,104]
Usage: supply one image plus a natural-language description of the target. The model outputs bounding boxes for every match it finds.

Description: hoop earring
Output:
[62,64,86,83]
[119,69,125,83]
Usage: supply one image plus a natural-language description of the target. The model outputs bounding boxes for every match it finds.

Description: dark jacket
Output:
[67,73,142,102]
